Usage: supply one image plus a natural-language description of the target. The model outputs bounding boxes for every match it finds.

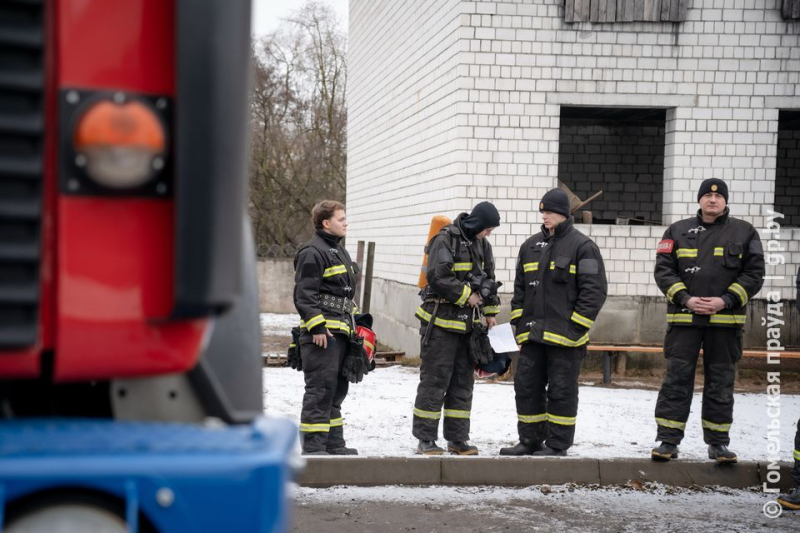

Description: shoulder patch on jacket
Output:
[657,239,674,254]
[748,239,763,256]
[578,258,599,275]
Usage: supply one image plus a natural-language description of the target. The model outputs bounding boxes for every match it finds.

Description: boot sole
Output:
[651,452,678,461]
[448,447,479,456]
[777,498,800,510]
[709,455,738,464]
[416,449,445,456]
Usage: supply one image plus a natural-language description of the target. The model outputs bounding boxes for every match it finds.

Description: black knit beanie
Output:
[539,188,571,218]
[697,178,728,203]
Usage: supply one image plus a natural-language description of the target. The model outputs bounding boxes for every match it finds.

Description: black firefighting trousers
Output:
[513,341,584,451]
[794,418,800,486]
[654,326,742,446]
[299,332,350,453]
[412,326,474,443]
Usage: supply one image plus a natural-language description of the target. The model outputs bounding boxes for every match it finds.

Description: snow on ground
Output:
[260,313,799,461]
[293,484,798,532]
[264,363,799,461]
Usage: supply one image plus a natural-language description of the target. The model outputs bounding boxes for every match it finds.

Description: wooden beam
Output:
[565,0,576,23]
[361,241,375,313]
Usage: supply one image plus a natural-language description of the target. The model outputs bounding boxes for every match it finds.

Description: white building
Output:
[346,0,800,355]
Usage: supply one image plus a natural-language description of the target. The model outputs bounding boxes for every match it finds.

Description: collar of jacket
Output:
[695,207,730,226]
[540,216,575,239]
[453,213,474,242]
[316,228,342,246]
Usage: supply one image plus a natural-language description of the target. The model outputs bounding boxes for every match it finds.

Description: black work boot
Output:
[327,446,358,455]
[416,440,445,455]
[447,441,479,456]
[303,450,329,456]
[777,488,800,510]
[651,442,679,461]
[708,444,738,464]
[499,439,543,456]
[532,446,567,457]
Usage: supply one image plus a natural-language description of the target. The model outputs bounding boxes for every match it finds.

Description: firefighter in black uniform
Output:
[652,178,765,463]
[294,200,361,455]
[777,266,800,510]
[500,189,607,456]
[413,201,501,455]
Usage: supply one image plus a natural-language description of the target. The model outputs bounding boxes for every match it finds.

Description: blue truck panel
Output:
[0,417,297,532]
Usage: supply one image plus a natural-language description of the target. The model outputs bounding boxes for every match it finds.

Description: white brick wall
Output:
[348,0,800,300]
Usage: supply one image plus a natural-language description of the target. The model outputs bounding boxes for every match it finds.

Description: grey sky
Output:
[251,0,349,36]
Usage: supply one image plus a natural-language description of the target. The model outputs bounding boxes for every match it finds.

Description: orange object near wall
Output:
[417,215,452,289]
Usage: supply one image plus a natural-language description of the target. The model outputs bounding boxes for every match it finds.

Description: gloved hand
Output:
[287,326,303,371]
[469,322,493,366]
[342,337,369,383]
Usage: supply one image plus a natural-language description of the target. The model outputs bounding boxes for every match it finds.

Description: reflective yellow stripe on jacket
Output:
[676,248,698,258]
[455,285,471,306]
[523,262,539,272]
[709,314,746,325]
[415,307,467,332]
[728,283,748,306]
[542,330,589,347]
[510,308,523,320]
[302,314,326,330]
[666,313,693,324]
[549,261,577,274]
[666,282,687,302]
[452,262,472,272]
[322,264,348,278]
[570,311,594,329]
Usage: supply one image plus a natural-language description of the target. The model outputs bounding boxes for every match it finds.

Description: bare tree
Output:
[249,1,347,255]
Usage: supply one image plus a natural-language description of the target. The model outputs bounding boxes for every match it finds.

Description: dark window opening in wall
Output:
[775,110,800,227]
[557,106,666,225]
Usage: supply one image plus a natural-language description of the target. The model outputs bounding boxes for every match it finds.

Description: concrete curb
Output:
[297,457,795,490]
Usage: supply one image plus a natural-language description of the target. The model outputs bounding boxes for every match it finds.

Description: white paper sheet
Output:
[487,322,519,353]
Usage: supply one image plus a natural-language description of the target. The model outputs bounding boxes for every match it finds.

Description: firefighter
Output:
[293,200,360,455]
[652,178,765,463]
[413,201,501,455]
[777,266,800,510]
[500,188,607,457]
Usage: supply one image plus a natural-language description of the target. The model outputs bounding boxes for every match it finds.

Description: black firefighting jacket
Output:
[416,214,499,334]
[654,208,764,328]
[510,217,607,347]
[293,230,358,338]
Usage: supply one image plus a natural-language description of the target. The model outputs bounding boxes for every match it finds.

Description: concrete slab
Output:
[441,457,601,486]
[297,456,441,487]
[299,457,774,489]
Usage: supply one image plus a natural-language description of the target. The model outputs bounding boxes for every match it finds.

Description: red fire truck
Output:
[0,1,295,530]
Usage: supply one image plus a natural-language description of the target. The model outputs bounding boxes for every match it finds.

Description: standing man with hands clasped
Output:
[652,178,764,463]
[412,202,501,456]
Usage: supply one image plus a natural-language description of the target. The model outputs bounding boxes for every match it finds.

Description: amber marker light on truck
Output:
[72,98,166,189]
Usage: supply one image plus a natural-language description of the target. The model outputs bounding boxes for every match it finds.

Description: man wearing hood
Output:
[413,201,501,455]
[293,200,361,455]
[651,178,764,464]
[501,188,607,457]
